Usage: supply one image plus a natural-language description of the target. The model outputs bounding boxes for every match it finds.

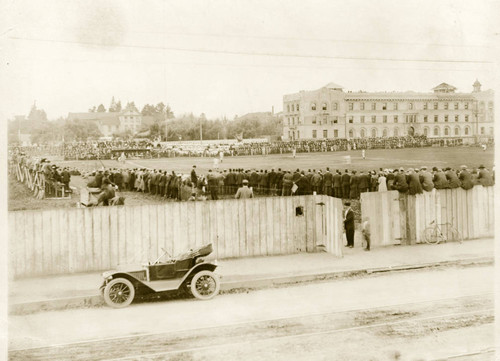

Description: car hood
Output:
[102,264,144,278]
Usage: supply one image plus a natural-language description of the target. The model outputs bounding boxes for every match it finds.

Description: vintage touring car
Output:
[100,243,220,308]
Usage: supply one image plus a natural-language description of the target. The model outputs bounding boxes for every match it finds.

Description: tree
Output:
[27,103,48,122]
[63,119,102,141]
[88,106,96,112]
[124,101,138,112]
[97,104,106,112]
[109,97,122,112]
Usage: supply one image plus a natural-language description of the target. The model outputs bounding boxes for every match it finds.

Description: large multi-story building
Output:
[282,81,494,141]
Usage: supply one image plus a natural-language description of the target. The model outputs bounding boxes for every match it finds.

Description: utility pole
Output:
[200,118,203,143]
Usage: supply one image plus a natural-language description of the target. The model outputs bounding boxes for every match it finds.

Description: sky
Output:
[1,0,499,121]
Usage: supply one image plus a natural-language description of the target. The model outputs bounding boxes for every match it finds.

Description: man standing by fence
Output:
[344,202,355,248]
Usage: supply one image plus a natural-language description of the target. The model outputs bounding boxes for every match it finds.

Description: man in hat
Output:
[433,168,449,189]
[477,165,494,187]
[419,166,434,192]
[459,165,474,190]
[392,168,409,193]
[344,201,355,248]
[445,167,461,188]
[235,179,253,199]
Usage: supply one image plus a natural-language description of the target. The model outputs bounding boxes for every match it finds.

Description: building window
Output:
[332,102,337,110]
[444,127,449,136]
[297,130,300,139]
[349,116,354,123]
[292,117,295,125]
[394,115,398,123]
[361,116,365,123]
[311,103,316,111]
[409,102,413,110]
[465,127,469,135]
[455,115,459,122]
[383,129,388,137]
[288,131,291,138]
[333,116,338,124]
[454,102,459,110]
[383,115,387,123]
[434,102,438,110]
[322,103,327,111]
[394,127,399,136]
[291,104,295,112]
[434,127,440,136]
[312,117,316,124]
[490,127,493,135]
[423,103,428,110]
[444,115,448,122]
[287,105,290,112]
[371,102,376,110]
[360,129,366,137]
[288,118,290,125]
[349,103,353,110]
[424,116,428,122]
[455,127,460,136]
[434,115,438,122]
[382,103,387,110]
[348,129,354,138]
[394,102,398,110]
[423,127,428,136]
[323,116,327,124]
[371,128,377,137]
[464,103,469,110]
[371,116,376,123]
[312,130,317,138]
[323,129,328,138]
[360,103,365,110]
[444,103,448,110]
[296,104,300,111]
[334,129,338,137]
[465,115,469,122]
[480,127,485,135]
[480,101,485,109]
[488,101,493,110]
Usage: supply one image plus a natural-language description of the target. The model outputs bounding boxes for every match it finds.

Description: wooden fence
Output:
[361,186,494,247]
[8,195,344,279]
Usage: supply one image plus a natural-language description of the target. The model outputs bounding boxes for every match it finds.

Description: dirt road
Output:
[9,265,495,360]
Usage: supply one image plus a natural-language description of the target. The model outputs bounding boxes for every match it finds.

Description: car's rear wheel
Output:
[104,278,135,308]
[190,271,220,300]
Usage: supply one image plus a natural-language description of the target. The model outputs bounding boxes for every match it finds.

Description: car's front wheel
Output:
[103,278,136,308]
[190,271,220,300]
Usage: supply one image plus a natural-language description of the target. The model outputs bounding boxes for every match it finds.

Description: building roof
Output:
[323,82,344,90]
[473,79,481,86]
[432,82,457,92]
[101,118,120,126]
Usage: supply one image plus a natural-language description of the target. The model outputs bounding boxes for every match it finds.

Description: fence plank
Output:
[24,212,35,278]
[259,198,268,256]
[186,202,196,250]
[265,198,274,255]
[194,202,204,248]
[100,207,111,269]
[216,200,226,258]
[149,205,158,261]
[109,206,118,268]
[74,210,86,272]
[157,205,166,259]
[41,211,52,274]
[487,186,494,236]
[171,202,182,256]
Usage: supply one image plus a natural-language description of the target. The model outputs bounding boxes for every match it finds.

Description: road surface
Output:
[9,265,495,360]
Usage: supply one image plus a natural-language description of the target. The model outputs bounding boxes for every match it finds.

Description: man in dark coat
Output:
[344,202,355,248]
[268,168,277,196]
[296,172,311,195]
[275,168,284,195]
[349,170,360,199]
[386,170,395,191]
[358,171,369,193]
[159,171,167,196]
[333,170,342,198]
[458,165,474,190]
[282,171,293,196]
[477,165,494,186]
[341,169,350,199]
[311,170,322,194]
[292,169,301,183]
[207,169,219,200]
[323,167,333,197]
[433,168,449,189]
[393,168,409,193]
[419,166,434,192]
[407,169,423,195]
[250,169,260,192]
[260,170,269,195]
[190,165,198,189]
[128,170,136,191]
[445,167,461,188]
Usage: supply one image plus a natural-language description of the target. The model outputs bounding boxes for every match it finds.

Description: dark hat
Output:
[344,201,351,206]
[242,179,249,184]
[479,164,485,169]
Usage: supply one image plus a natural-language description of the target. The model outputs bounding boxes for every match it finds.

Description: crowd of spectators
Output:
[10,135,487,161]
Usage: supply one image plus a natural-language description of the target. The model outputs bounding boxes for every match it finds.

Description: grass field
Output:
[9,146,494,211]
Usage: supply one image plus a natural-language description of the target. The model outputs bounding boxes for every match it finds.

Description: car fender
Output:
[102,272,155,293]
[181,262,219,284]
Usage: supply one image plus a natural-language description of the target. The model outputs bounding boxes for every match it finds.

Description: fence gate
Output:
[360,190,402,246]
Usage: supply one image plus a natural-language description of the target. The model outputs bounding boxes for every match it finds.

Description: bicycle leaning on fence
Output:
[421,218,463,245]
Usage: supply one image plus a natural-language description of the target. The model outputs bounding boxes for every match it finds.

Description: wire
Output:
[8,36,493,64]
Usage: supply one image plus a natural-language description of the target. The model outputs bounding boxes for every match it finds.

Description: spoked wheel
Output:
[104,278,135,308]
[190,271,220,300]
[422,227,443,244]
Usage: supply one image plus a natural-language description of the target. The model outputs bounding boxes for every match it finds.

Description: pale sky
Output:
[1,0,499,120]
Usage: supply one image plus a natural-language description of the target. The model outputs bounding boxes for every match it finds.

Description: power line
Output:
[8,36,493,64]
[14,25,493,49]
